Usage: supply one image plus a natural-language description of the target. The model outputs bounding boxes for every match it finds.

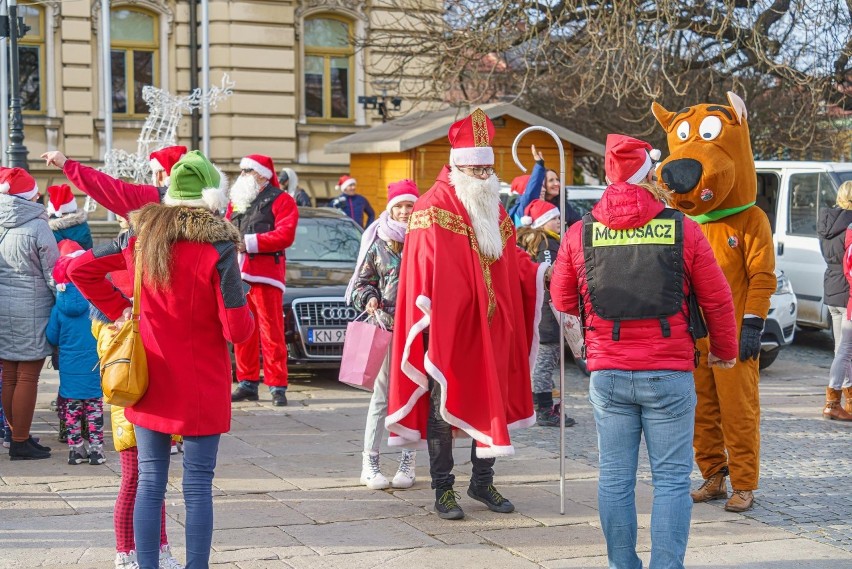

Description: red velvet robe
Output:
[385,166,545,458]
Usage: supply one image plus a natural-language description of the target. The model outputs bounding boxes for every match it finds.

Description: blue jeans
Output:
[134,426,221,569]
[589,370,696,569]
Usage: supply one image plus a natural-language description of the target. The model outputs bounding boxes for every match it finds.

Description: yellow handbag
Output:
[100,243,148,407]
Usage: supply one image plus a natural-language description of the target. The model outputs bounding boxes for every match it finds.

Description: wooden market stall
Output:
[324,103,605,210]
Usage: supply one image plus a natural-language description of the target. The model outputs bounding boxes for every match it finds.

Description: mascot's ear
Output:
[651,101,676,130]
[726,91,748,124]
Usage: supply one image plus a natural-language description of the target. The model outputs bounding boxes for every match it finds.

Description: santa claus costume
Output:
[385,108,546,520]
[228,154,299,407]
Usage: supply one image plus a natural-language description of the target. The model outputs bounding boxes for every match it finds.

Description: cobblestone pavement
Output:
[515,328,852,552]
[2,330,850,568]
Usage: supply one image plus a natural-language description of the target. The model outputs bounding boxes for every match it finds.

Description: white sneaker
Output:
[115,551,139,569]
[360,452,390,490]
[391,449,416,489]
[158,544,184,569]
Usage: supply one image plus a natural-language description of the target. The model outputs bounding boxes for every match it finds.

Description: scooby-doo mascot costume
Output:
[652,92,775,513]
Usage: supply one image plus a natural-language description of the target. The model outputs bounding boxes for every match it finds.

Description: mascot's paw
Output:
[739,317,764,361]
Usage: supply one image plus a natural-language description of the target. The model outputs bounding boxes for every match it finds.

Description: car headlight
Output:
[775,273,793,295]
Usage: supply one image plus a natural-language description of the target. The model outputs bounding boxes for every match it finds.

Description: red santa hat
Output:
[149,145,187,176]
[448,108,495,166]
[0,167,38,200]
[386,179,419,211]
[52,239,85,287]
[46,184,77,217]
[605,134,662,185]
[510,174,530,195]
[240,154,280,188]
[336,174,356,193]
[521,199,560,229]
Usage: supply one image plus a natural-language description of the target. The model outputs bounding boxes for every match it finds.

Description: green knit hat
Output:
[163,150,229,211]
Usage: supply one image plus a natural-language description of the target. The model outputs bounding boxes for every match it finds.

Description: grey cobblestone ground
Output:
[515,328,852,552]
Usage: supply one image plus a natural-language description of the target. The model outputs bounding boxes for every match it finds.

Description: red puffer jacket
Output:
[550,182,738,372]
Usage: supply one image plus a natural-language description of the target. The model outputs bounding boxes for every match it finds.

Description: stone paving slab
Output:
[270,487,426,523]
[283,517,441,555]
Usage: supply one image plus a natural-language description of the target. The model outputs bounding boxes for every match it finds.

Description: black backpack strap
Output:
[611,320,621,341]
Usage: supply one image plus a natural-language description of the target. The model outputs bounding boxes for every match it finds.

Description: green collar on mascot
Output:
[687,201,755,224]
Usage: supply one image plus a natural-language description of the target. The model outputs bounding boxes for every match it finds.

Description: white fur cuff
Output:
[245,234,259,254]
[450,147,494,167]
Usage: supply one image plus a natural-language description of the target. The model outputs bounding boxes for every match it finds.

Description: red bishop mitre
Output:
[47,183,77,216]
[149,145,188,176]
[448,108,495,166]
[240,154,280,188]
[604,134,662,184]
[0,167,38,200]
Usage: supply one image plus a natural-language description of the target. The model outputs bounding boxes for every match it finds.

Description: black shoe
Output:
[536,404,576,428]
[9,439,50,460]
[68,447,87,465]
[271,391,288,407]
[88,449,106,465]
[29,436,51,452]
[467,483,515,513]
[231,385,259,402]
[435,488,464,520]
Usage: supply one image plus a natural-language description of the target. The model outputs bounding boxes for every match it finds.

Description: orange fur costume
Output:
[652,92,775,492]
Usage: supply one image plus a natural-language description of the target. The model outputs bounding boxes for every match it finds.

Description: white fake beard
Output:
[449,168,504,259]
[230,175,261,213]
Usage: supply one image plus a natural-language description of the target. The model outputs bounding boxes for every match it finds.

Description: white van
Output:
[755,161,852,329]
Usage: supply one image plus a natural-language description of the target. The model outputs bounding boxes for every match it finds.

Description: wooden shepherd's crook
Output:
[511,126,568,515]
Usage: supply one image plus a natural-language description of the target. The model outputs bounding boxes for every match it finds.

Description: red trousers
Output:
[233,282,288,387]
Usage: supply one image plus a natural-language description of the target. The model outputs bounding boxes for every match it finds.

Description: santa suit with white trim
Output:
[385,109,545,496]
[226,155,299,388]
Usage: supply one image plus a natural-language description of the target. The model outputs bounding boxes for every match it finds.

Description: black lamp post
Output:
[6,0,29,170]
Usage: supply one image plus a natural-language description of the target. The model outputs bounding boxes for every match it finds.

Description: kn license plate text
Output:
[307,328,346,344]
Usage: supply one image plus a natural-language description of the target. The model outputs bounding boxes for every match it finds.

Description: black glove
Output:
[739,317,764,361]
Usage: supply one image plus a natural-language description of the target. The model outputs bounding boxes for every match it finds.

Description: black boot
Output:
[434,488,464,520]
[28,436,51,452]
[231,381,259,402]
[10,439,51,461]
[467,483,515,513]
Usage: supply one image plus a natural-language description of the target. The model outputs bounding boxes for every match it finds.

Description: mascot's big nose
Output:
[661,159,703,194]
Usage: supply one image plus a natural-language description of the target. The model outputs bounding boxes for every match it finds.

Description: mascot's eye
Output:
[699,116,723,140]
[676,121,690,140]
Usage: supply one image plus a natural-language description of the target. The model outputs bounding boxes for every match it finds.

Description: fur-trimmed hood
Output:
[130,203,241,245]
[49,209,88,231]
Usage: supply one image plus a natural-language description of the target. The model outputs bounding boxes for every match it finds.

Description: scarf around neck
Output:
[345,210,407,304]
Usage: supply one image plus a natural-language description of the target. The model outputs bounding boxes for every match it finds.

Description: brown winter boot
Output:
[843,387,852,415]
[725,490,754,512]
[822,388,852,421]
[690,470,728,503]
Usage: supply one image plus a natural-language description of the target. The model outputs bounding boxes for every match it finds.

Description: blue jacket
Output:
[50,212,93,250]
[329,194,375,228]
[509,160,546,227]
[46,283,101,400]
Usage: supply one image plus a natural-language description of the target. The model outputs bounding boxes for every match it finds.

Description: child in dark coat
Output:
[46,240,104,465]
[47,184,93,250]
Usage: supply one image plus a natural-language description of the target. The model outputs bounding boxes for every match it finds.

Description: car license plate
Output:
[307,328,346,344]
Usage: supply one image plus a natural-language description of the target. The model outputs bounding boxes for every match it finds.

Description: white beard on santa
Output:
[230,174,263,213]
[449,167,504,259]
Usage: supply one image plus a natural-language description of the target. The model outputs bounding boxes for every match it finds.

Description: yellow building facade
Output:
[16,0,437,207]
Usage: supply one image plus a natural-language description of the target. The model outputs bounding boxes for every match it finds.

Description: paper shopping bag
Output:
[550,304,585,359]
[338,319,393,391]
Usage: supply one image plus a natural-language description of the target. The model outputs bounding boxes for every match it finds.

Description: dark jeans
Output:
[427,379,495,490]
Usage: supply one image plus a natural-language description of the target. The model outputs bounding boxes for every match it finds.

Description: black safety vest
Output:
[581,209,685,340]
[230,185,284,260]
